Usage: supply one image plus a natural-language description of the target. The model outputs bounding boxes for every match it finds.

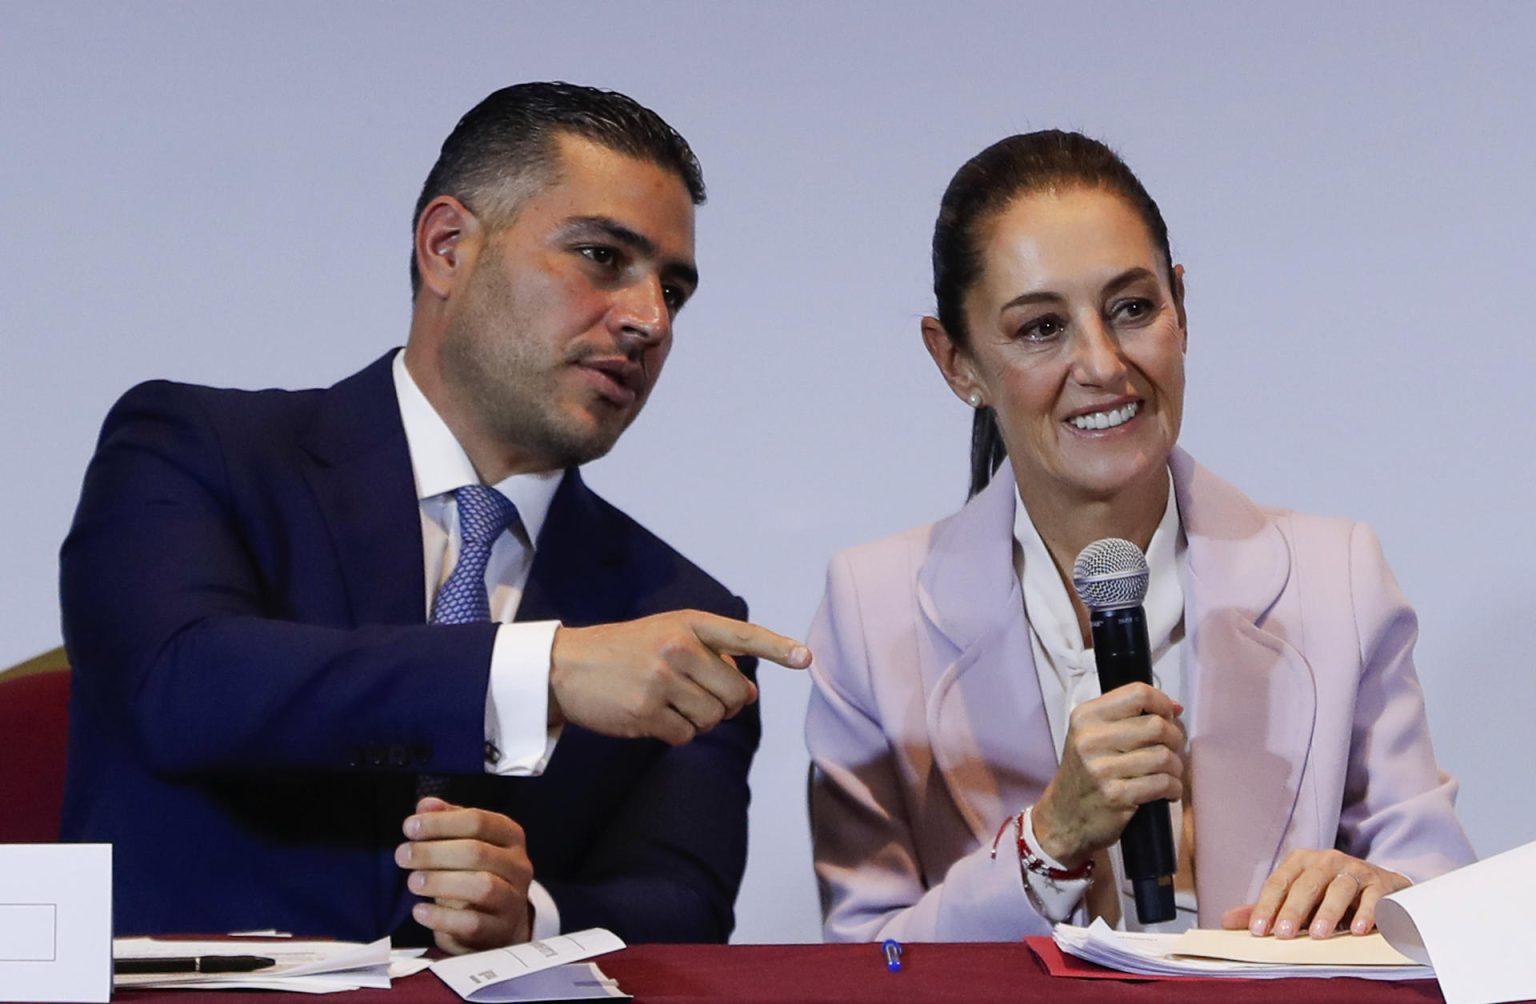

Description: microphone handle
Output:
[1090,605,1177,924]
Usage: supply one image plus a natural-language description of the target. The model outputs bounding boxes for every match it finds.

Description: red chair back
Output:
[0,668,71,842]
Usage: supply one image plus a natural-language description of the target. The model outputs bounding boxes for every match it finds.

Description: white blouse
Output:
[1010,473,1198,932]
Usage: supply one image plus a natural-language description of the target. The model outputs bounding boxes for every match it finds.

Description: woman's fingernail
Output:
[1275,919,1296,938]
[413,903,428,923]
[1250,918,1268,936]
[404,817,421,838]
[1311,920,1331,938]
[1352,917,1370,935]
[408,872,425,892]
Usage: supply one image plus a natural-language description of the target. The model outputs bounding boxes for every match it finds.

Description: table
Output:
[115,941,1452,1003]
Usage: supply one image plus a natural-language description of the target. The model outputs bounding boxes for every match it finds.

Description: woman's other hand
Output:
[1031,682,1185,867]
[1221,849,1409,938]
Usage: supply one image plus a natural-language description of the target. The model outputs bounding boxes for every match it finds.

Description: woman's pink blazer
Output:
[807,449,1474,941]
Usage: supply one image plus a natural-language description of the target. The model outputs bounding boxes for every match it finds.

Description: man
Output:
[59,82,808,952]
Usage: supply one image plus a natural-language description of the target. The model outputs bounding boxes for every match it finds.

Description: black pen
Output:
[114,955,277,975]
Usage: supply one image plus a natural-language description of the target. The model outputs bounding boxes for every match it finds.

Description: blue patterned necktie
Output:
[431,484,522,625]
[417,484,521,801]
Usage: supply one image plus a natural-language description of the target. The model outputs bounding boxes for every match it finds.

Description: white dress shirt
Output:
[1011,473,1198,932]
[393,350,564,936]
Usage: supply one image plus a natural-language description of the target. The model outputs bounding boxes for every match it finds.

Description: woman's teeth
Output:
[1071,401,1140,431]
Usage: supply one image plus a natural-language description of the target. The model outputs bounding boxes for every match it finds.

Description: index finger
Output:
[1096,682,1182,722]
[690,613,811,669]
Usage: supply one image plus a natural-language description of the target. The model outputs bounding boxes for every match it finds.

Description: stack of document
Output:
[1052,920,1431,981]
[1052,840,1536,1004]
[112,936,429,993]
[113,926,630,999]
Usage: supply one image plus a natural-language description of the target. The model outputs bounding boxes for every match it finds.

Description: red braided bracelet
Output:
[990,810,1094,881]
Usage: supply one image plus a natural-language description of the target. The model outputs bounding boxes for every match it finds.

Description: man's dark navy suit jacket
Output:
[59,352,758,943]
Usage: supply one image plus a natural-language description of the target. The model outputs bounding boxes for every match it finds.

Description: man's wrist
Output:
[484,621,561,775]
[546,626,570,728]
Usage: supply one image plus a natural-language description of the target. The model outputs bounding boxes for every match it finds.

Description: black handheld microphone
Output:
[1071,537,1177,924]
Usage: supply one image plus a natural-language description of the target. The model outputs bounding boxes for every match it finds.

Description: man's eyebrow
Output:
[558,215,699,290]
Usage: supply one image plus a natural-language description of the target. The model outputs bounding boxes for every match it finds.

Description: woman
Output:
[805,131,1473,942]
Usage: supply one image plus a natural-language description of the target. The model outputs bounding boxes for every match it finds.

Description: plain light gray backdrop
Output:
[3,2,1533,944]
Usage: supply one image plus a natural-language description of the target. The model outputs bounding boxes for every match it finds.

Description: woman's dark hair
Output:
[930,130,1173,498]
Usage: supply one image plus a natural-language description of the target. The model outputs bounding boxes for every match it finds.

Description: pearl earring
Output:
[967,391,983,408]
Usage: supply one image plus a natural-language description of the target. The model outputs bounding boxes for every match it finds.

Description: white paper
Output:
[1377,840,1536,1004]
[1173,927,1418,966]
[0,843,112,1003]
[458,963,627,1003]
[431,928,626,1002]
[113,935,390,991]
[389,947,433,979]
[1053,919,1432,981]
[138,969,391,995]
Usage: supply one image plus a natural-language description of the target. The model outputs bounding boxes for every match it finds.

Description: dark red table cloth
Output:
[115,941,1454,1003]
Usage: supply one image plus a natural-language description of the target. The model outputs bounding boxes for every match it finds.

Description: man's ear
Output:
[1172,263,1189,351]
[414,196,483,301]
[920,316,985,407]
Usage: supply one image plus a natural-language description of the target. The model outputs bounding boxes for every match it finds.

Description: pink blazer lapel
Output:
[1173,450,1318,926]
[916,475,1061,845]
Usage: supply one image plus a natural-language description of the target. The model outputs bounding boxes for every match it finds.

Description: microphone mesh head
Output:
[1072,538,1150,610]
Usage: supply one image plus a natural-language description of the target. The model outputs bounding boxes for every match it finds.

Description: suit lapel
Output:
[917,475,1060,844]
[298,352,425,627]
[1172,449,1317,925]
[295,358,620,630]
[519,469,625,627]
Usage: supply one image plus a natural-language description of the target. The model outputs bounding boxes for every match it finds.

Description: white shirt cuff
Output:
[527,879,560,940]
[1019,805,1091,924]
[483,621,563,776]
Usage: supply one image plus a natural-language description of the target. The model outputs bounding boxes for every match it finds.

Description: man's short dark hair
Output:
[409,81,706,297]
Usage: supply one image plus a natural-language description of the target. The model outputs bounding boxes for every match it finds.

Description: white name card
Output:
[0,844,111,1003]
[432,928,626,1002]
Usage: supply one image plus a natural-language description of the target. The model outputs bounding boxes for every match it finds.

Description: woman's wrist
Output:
[1030,796,1093,870]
